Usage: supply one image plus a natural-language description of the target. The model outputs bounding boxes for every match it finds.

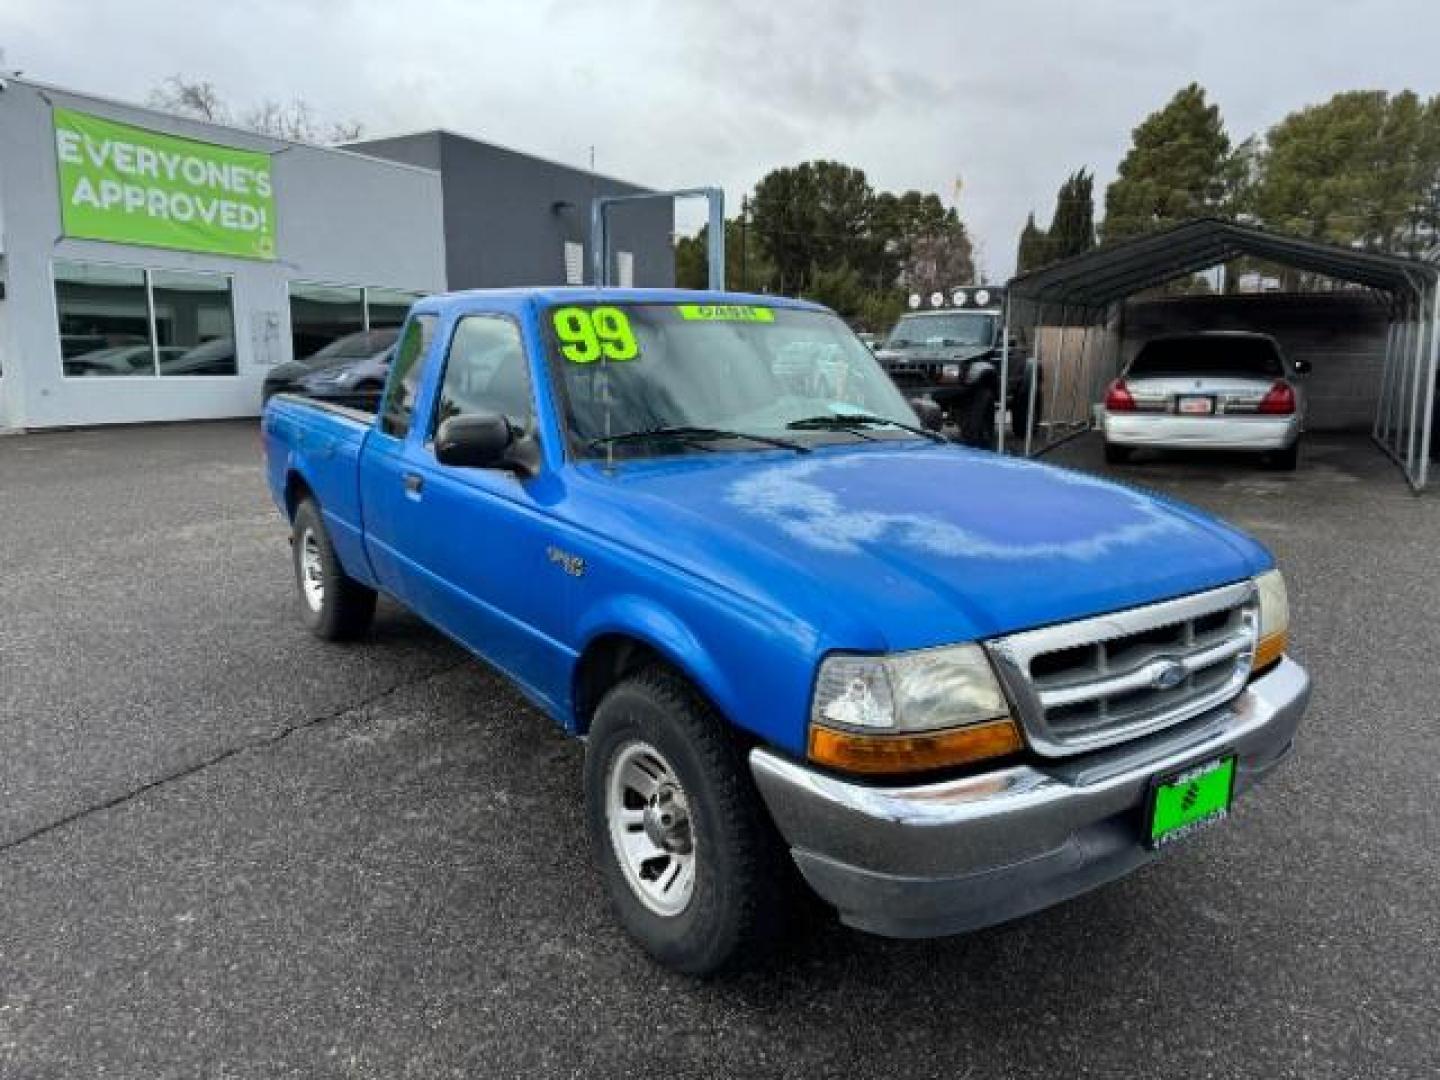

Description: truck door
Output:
[358,311,439,600]
[382,312,569,707]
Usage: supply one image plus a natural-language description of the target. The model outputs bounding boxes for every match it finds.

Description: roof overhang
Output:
[1007,218,1439,318]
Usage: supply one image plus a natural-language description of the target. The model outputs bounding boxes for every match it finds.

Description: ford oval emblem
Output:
[1151,659,1187,691]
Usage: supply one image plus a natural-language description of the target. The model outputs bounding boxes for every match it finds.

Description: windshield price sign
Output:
[677,305,775,322]
[552,306,639,363]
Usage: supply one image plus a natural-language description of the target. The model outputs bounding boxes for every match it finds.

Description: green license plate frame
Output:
[1145,753,1237,849]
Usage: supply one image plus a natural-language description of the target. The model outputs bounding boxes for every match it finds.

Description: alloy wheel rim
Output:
[605,741,696,917]
[299,528,325,612]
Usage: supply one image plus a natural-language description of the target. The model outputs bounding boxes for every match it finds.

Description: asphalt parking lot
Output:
[1,421,1437,1079]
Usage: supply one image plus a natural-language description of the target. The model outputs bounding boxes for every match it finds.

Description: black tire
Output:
[291,498,377,641]
[956,383,999,449]
[1104,441,1132,465]
[1267,441,1299,471]
[584,667,788,976]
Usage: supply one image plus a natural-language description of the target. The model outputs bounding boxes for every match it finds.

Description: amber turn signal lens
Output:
[808,719,1024,775]
[1254,630,1287,672]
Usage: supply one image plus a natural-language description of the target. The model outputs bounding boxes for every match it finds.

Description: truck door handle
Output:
[403,472,424,497]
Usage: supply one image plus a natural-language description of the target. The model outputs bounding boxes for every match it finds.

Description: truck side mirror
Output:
[909,397,944,432]
[435,412,517,469]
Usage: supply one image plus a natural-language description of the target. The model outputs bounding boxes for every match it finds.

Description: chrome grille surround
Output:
[985,581,1258,757]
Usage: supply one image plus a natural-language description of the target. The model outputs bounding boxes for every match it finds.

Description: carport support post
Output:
[1072,319,1095,434]
[1025,303,1045,456]
[1419,285,1440,489]
[996,301,1011,453]
[1391,301,1413,456]
[1051,309,1070,447]
[1407,288,1430,476]
[1376,318,1397,443]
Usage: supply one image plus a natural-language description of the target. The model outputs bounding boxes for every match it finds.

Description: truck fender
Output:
[569,594,740,736]
[281,454,381,591]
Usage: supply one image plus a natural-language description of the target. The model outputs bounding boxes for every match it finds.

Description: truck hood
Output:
[575,443,1271,651]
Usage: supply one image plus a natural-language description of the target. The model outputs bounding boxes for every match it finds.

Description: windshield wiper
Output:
[785,414,947,444]
[587,425,811,454]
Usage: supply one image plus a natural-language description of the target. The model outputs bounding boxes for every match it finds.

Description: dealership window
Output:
[289,283,425,364]
[55,261,153,377]
[54,261,237,379]
[152,270,237,376]
[290,283,365,364]
[367,287,421,330]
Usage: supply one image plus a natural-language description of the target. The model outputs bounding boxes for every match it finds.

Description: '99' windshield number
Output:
[553,306,638,363]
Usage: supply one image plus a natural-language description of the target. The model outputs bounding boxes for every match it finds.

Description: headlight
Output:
[941,363,962,382]
[809,645,1023,774]
[1254,569,1289,670]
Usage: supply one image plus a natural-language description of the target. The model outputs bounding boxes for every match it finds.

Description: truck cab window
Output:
[379,313,437,437]
[433,316,534,433]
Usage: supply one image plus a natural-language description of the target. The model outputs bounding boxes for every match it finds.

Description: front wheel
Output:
[956,384,998,449]
[291,498,377,640]
[584,668,787,975]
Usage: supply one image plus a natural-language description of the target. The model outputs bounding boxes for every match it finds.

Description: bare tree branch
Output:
[146,76,364,146]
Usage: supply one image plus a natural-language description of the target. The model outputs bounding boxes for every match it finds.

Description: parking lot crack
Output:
[0,659,468,858]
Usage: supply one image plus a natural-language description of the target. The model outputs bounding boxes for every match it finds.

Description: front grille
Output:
[986,581,1258,757]
[883,363,942,389]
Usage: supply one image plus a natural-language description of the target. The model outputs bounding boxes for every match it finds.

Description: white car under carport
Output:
[1102,331,1310,470]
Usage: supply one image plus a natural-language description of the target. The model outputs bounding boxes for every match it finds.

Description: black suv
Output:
[875,291,1040,447]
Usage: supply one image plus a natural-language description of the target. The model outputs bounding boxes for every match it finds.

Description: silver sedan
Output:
[1102,331,1310,470]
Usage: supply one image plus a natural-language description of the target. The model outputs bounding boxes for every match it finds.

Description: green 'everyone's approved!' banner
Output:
[53,107,276,260]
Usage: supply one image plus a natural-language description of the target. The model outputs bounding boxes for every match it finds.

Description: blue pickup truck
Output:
[262,287,1310,975]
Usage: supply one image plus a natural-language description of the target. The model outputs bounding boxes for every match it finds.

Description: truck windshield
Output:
[543,303,923,458]
[886,312,995,348]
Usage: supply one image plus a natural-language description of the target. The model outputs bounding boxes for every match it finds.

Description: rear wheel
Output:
[1103,441,1132,465]
[584,667,787,975]
[956,384,998,449]
[1267,441,1299,471]
[292,498,377,640]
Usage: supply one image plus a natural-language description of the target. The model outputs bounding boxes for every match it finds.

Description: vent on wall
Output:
[615,251,634,289]
[564,242,584,286]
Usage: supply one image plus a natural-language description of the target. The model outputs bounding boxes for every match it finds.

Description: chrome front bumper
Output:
[1103,411,1300,450]
[750,657,1310,938]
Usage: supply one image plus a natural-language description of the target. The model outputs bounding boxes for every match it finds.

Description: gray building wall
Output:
[352,131,674,290]
[0,78,446,429]
[1120,292,1392,431]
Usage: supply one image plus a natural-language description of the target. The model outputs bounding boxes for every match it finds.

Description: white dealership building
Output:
[0,75,447,430]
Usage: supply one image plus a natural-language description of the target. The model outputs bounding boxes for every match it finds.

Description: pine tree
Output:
[1048,169,1096,260]
[1016,212,1050,273]
[1103,84,1232,242]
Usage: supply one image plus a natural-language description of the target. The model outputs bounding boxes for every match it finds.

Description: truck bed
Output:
[262,393,378,590]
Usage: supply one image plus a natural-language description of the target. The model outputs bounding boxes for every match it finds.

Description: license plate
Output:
[1145,755,1236,848]
[1177,395,1215,415]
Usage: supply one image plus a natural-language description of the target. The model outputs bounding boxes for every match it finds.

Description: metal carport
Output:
[996,218,1440,491]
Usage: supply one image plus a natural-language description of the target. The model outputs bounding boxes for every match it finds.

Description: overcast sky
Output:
[5,0,1440,277]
